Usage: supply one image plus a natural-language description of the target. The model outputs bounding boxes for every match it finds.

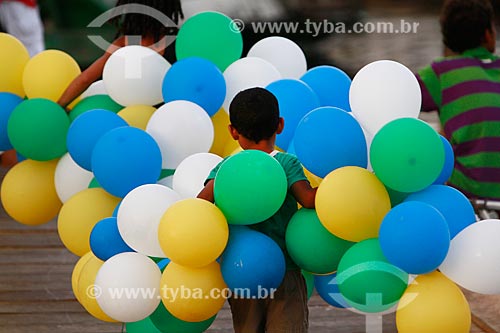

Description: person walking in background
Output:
[0,0,44,56]
[57,0,183,109]
[417,0,500,202]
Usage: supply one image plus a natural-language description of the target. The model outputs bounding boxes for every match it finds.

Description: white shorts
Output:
[0,0,44,56]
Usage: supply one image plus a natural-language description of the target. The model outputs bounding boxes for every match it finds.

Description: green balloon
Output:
[370,118,445,193]
[159,168,175,180]
[385,186,409,207]
[127,317,163,333]
[302,270,315,300]
[214,150,287,225]
[69,95,123,122]
[149,303,216,333]
[7,98,69,161]
[176,12,243,71]
[88,177,101,189]
[337,239,408,313]
[286,209,354,274]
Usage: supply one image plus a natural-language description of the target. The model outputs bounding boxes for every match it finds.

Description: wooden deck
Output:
[0,164,498,333]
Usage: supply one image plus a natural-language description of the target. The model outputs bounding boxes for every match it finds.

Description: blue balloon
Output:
[434,135,454,185]
[90,217,134,261]
[162,57,226,116]
[221,228,286,298]
[266,79,320,151]
[91,127,162,198]
[287,139,296,155]
[16,151,26,163]
[157,258,171,272]
[0,92,23,150]
[314,272,350,308]
[301,66,352,111]
[294,107,367,178]
[379,201,450,274]
[112,201,122,218]
[67,109,128,171]
[405,185,475,239]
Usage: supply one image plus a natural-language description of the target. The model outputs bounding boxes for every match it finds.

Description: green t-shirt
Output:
[208,151,308,269]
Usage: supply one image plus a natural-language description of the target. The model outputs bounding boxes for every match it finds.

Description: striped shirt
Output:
[417,47,500,200]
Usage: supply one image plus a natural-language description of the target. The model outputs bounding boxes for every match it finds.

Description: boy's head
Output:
[441,0,496,54]
[229,88,283,144]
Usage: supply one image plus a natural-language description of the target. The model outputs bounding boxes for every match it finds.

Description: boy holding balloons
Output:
[198,88,317,333]
[417,0,500,202]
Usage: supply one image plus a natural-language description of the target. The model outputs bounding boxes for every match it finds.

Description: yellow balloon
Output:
[72,251,94,303]
[316,166,391,242]
[76,253,117,323]
[1,159,62,226]
[118,105,156,130]
[304,167,322,188]
[161,261,227,322]
[210,109,233,156]
[0,33,29,97]
[396,271,471,333]
[58,188,120,256]
[222,142,242,157]
[23,49,81,102]
[159,198,228,268]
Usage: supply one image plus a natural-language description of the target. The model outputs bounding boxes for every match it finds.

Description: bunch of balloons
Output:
[1,9,499,333]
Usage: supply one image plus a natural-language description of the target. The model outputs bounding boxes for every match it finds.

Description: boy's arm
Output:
[197,179,215,203]
[416,65,441,112]
[57,36,127,109]
[290,180,317,209]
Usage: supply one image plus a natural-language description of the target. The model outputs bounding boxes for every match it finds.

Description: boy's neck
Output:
[239,136,277,154]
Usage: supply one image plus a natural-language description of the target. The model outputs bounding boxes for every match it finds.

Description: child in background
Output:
[0,0,44,57]
[198,88,317,333]
[57,0,183,108]
[417,0,500,201]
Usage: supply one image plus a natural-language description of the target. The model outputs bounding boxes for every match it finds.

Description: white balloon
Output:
[248,37,307,79]
[55,153,94,203]
[95,252,161,322]
[223,57,282,112]
[117,184,180,257]
[146,101,214,169]
[81,80,108,99]
[103,46,170,106]
[349,60,421,136]
[440,219,500,295]
[173,153,223,199]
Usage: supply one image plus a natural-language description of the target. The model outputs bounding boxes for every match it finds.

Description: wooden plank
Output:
[0,233,64,248]
[463,289,500,333]
[0,264,74,276]
[0,300,84,314]
[0,274,71,291]
[0,290,75,302]
[0,313,122,333]
[0,248,78,265]
[0,217,57,231]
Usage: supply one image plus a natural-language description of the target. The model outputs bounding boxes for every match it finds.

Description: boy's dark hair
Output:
[229,88,280,143]
[440,0,495,53]
[112,0,184,43]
